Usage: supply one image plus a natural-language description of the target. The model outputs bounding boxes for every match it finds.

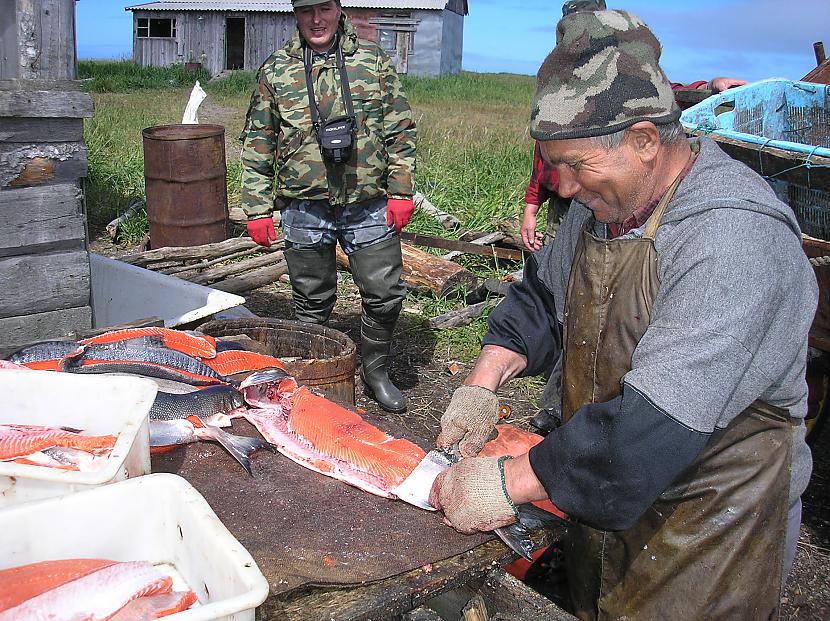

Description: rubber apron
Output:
[560,156,793,621]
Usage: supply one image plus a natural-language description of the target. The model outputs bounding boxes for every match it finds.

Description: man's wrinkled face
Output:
[540,136,649,225]
[296,1,341,53]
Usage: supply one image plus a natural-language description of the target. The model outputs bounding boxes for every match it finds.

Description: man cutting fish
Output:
[241,0,416,413]
[429,8,817,621]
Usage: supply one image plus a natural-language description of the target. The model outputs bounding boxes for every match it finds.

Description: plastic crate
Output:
[0,370,156,508]
[0,474,269,621]
[681,79,830,238]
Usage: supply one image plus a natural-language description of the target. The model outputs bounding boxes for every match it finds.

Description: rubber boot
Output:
[284,245,338,324]
[359,315,406,413]
[348,237,407,413]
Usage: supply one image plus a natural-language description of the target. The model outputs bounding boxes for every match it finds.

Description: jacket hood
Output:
[286,13,359,59]
[661,137,802,238]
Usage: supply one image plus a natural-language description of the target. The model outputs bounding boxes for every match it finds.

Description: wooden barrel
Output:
[199,318,357,405]
[142,124,229,249]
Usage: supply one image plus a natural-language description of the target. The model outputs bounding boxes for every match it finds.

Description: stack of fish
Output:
[0,559,197,620]
[0,424,118,471]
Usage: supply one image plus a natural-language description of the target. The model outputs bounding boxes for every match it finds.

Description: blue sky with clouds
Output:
[77,1,829,83]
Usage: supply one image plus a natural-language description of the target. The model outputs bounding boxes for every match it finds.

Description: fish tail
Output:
[187,416,274,477]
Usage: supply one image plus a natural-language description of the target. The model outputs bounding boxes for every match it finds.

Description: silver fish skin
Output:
[7,341,80,364]
[150,386,245,421]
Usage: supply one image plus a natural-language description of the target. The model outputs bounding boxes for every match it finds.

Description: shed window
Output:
[137,18,177,39]
[377,29,395,52]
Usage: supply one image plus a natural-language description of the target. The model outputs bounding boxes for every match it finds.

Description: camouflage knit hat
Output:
[531,10,680,141]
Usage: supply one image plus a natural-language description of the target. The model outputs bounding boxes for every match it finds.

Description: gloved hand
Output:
[437,385,500,457]
[429,456,519,534]
[247,217,276,248]
[386,197,415,233]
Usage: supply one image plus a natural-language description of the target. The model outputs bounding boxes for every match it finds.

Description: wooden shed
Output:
[124,0,468,77]
[0,0,95,354]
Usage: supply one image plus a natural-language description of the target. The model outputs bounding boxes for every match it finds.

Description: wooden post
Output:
[815,42,827,67]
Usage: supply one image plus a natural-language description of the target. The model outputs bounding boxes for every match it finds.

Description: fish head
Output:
[240,368,296,408]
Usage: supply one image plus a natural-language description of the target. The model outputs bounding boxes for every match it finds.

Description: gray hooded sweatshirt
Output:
[484,137,817,529]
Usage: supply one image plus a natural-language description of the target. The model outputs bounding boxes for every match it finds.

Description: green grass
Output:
[79,60,211,92]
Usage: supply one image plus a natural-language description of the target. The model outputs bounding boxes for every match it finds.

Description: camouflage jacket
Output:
[240,15,416,216]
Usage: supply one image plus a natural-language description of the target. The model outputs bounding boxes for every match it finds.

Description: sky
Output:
[76,0,829,83]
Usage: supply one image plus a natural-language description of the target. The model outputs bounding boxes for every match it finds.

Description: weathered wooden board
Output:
[0,142,88,189]
[0,117,85,143]
[0,183,86,257]
[0,305,92,357]
[0,88,94,118]
[0,250,90,319]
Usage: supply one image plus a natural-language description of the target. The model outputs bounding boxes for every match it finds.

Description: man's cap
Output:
[561,0,606,17]
[531,9,680,141]
[292,0,335,8]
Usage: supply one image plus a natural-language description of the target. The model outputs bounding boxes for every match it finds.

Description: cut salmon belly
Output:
[80,328,217,359]
[242,373,425,497]
[202,350,286,377]
[0,561,172,621]
[107,591,198,620]
[0,559,116,612]
[0,425,117,461]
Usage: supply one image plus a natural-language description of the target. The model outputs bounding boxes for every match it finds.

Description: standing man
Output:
[240,0,417,413]
[431,9,816,620]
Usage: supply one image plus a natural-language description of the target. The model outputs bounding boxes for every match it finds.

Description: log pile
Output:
[118,237,287,294]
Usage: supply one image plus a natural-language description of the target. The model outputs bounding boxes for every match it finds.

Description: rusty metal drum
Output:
[142,124,229,249]
[199,318,357,405]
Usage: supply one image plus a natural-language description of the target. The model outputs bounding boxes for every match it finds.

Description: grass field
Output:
[79,60,540,367]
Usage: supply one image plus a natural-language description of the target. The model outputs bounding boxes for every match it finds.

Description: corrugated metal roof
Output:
[125,0,450,11]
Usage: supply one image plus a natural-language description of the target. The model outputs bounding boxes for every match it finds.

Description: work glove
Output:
[386,197,415,233]
[437,385,500,457]
[247,216,276,248]
[429,456,519,534]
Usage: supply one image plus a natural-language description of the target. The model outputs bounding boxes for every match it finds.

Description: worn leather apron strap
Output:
[559,147,793,621]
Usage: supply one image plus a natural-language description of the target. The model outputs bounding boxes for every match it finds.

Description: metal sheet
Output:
[151,415,491,596]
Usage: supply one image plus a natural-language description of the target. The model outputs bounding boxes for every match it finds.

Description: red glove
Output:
[386,198,415,234]
[247,217,276,248]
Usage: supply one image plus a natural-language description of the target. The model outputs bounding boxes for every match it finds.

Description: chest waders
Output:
[560,152,793,620]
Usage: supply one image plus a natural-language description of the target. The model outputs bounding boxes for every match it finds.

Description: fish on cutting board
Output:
[150,415,274,477]
[80,327,217,359]
[150,384,246,426]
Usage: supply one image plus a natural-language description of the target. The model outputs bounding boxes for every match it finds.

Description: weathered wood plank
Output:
[0,306,92,357]
[211,260,289,294]
[0,89,94,118]
[0,183,86,257]
[401,232,525,262]
[0,143,88,189]
[0,117,84,143]
[0,250,90,319]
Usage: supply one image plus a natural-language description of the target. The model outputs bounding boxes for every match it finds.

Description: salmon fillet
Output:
[245,385,425,497]
[0,425,117,461]
[203,350,286,376]
[0,561,173,621]
[0,559,116,612]
[107,591,198,620]
[80,328,217,359]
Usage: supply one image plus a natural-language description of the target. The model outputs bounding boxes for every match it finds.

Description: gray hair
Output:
[593,120,686,150]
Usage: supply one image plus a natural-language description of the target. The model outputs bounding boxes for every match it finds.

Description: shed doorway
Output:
[225,18,245,70]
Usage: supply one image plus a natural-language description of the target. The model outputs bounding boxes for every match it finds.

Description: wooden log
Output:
[0,117,85,143]
[336,242,478,297]
[414,192,461,230]
[673,88,713,106]
[118,237,282,266]
[190,251,286,285]
[401,232,525,262]
[429,302,488,329]
[0,86,94,118]
[0,183,85,257]
[160,248,259,276]
[442,232,505,261]
[0,306,92,358]
[0,250,90,319]
[0,142,88,189]
[211,260,289,294]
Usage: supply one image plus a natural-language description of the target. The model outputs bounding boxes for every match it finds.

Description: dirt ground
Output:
[235,274,830,620]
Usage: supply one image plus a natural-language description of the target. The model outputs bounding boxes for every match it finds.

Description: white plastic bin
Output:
[0,370,156,507]
[0,474,270,621]
[90,253,246,328]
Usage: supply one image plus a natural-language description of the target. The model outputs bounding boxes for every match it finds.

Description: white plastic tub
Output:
[0,370,156,507]
[90,253,246,328]
[0,474,270,621]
